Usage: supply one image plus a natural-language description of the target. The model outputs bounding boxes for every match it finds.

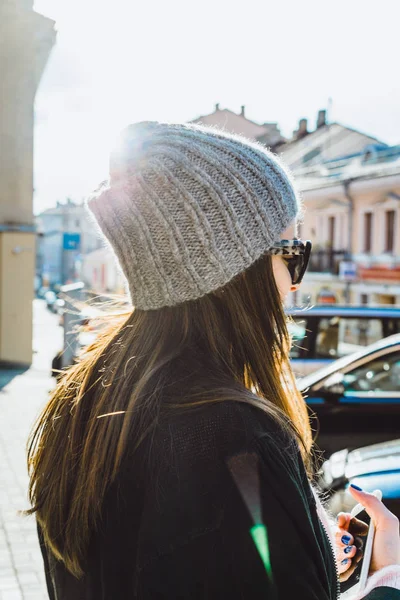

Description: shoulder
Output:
[150,399,299,470]
[128,400,314,576]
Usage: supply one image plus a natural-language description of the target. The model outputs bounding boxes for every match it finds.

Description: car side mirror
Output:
[323,382,345,396]
[318,372,345,399]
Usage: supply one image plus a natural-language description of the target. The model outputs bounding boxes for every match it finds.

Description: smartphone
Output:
[340,489,382,599]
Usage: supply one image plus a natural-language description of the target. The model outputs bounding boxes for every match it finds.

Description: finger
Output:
[339,560,357,582]
[335,531,354,547]
[337,512,351,530]
[341,545,357,560]
[348,485,397,531]
[338,557,352,574]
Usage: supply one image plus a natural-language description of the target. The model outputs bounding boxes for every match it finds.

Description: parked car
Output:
[287,305,400,377]
[298,334,400,456]
[318,439,400,518]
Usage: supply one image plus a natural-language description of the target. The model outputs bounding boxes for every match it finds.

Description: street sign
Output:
[63,233,81,250]
[339,261,357,281]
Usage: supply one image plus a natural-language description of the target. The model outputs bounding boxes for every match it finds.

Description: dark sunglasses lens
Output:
[280,241,312,286]
[293,243,311,284]
[301,242,312,280]
[288,256,303,285]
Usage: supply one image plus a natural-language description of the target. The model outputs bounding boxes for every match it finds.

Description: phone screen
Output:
[340,508,371,595]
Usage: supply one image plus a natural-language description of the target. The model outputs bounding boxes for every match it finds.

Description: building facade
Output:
[36,200,103,287]
[82,247,126,295]
[296,146,400,306]
[0,0,55,364]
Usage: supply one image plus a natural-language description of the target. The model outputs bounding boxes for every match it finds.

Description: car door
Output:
[340,348,400,404]
[291,314,386,378]
[307,347,400,455]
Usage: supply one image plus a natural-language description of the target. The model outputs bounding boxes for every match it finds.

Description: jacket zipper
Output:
[320,518,341,600]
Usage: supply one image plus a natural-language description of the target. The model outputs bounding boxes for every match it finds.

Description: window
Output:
[315,317,383,358]
[386,319,400,336]
[342,351,400,393]
[315,317,340,358]
[385,210,395,253]
[328,216,335,248]
[364,213,373,253]
[360,294,369,305]
[339,318,383,352]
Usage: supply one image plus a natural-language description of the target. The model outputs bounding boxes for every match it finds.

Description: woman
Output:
[27,122,400,599]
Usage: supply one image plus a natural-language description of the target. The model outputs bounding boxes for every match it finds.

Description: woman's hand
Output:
[349,485,400,575]
[334,511,368,582]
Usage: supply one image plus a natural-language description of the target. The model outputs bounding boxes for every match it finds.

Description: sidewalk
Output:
[0,300,63,600]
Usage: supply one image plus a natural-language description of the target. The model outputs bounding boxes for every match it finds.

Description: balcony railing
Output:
[308,249,348,274]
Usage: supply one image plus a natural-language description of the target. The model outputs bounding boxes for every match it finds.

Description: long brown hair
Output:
[26,252,313,578]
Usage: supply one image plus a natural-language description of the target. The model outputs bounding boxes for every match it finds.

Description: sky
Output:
[33,0,400,214]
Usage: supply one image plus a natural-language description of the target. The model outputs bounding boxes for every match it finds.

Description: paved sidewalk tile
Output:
[1,301,63,600]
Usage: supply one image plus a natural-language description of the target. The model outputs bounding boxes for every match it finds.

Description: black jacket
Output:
[38,401,400,599]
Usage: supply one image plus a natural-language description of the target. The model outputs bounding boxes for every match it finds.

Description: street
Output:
[0,301,63,600]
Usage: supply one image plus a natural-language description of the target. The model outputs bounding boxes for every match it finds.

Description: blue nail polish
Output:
[344,546,353,554]
[341,535,351,545]
[350,484,363,491]
[342,558,349,565]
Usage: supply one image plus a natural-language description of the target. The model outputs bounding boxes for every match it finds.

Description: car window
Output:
[315,317,340,358]
[315,318,383,359]
[342,351,400,392]
[386,319,400,336]
[288,319,308,358]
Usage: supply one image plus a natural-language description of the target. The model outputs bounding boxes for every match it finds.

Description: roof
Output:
[279,123,386,171]
[294,143,400,192]
[38,200,84,217]
[190,107,284,146]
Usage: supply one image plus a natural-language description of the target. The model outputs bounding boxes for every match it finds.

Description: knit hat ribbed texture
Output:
[87,121,301,310]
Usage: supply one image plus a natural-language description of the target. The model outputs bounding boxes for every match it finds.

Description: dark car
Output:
[298,334,400,456]
[318,439,400,518]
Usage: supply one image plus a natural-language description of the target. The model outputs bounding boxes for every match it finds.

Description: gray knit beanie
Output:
[87,121,301,310]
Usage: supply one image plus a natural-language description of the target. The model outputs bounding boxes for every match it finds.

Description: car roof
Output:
[324,439,400,482]
[346,439,400,478]
[287,305,400,318]
[298,333,400,390]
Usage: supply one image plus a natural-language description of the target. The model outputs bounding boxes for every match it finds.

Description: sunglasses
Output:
[265,239,312,286]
